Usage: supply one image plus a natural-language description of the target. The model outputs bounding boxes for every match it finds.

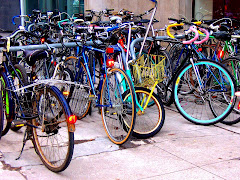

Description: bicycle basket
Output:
[7,85,41,118]
[132,54,165,87]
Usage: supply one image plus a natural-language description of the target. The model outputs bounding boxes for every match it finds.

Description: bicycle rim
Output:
[69,61,91,119]
[123,87,165,138]
[0,72,13,136]
[32,86,74,172]
[174,60,235,125]
[220,57,240,124]
[101,68,136,144]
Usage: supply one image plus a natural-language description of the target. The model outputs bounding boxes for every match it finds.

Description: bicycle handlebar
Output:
[12,15,29,25]
[194,28,209,44]
[183,26,199,44]
[106,26,119,32]
[166,23,184,38]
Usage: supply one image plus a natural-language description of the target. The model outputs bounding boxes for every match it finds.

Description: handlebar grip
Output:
[193,21,202,25]
[12,15,20,25]
[107,26,119,32]
[183,26,199,45]
[168,18,178,22]
[194,28,209,44]
[166,23,184,38]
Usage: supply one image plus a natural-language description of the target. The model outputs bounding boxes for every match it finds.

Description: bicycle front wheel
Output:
[123,87,165,138]
[101,68,136,144]
[220,57,240,125]
[174,60,236,125]
[32,85,74,172]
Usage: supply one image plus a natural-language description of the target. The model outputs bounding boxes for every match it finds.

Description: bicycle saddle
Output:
[212,31,231,41]
[23,49,49,66]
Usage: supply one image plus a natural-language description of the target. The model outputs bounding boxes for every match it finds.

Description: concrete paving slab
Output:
[201,159,240,179]
[20,165,70,180]
[0,169,26,180]
[0,107,240,179]
[145,167,224,180]
[73,137,119,158]
[153,133,240,166]
[2,148,42,168]
[23,144,196,180]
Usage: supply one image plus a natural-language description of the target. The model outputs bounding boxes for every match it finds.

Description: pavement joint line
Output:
[151,144,227,180]
[165,106,240,135]
[164,106,178,113]
[138,165,226,180]
[72,139,156,160]
[213,124,240,135]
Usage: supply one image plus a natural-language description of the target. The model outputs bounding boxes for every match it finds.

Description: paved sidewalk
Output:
[0,105,240,180]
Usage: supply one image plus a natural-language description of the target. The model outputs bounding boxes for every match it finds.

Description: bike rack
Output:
[0,40,102,52]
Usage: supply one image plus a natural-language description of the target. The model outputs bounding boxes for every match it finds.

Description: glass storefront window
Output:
[193,0,240,21]
[193,0,213,20]
[26,0,84,17]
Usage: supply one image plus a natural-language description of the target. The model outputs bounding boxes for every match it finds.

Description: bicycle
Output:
[172,24,236,125]
[131,22,236,125]
[98,1,166,139]
[0,38,77,172]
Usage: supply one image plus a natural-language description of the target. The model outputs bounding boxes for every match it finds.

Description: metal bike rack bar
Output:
[0,41,100,52]
[130,35,184,61]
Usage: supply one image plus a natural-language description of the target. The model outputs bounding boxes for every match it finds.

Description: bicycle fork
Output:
[189,58,205,95]
[137,81,158,115]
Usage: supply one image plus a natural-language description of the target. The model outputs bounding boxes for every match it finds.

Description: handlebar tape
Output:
[106,26,119,32]
[166,23,184,38]
[183,26,199,44]
[194,28,209,44]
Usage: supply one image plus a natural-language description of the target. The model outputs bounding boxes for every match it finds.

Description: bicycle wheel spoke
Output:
[174,60,235,125]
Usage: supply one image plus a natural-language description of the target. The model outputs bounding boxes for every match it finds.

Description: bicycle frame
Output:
[75,45,114,108]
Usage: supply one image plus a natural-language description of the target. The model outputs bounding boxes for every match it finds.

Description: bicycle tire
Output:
[155,49,174,106]
[69,61,92,119]
[54,67,74,101]
[0,71,13,136]
[218,57,240,125]
[101,68,136,144]
[32,85,74,172]
[173,59,236,125]
[64,56,78,76]
[10,64,29,132]
[123,87,165,139]
[0,89,3,139]
[13,31,40,46]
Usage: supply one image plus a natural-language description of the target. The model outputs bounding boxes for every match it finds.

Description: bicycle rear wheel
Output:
[0,90,3,139]
[0,71,14,136]
[101,68,136,144]
[32,85,74,172]
[174,59,236,125]
[11,64,29,132]
[69,61,91,119]
[155,50,174,106]
[219,57,240,125]
[54,68,74,101]
[123,87,165,138]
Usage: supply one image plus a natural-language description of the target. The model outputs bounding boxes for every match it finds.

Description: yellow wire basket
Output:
[132,54,166,87]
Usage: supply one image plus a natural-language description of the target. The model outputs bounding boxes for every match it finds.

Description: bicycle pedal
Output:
[11,119,27,128]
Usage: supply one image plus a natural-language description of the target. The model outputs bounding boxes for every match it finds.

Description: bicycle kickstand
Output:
[16,128,31,160]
